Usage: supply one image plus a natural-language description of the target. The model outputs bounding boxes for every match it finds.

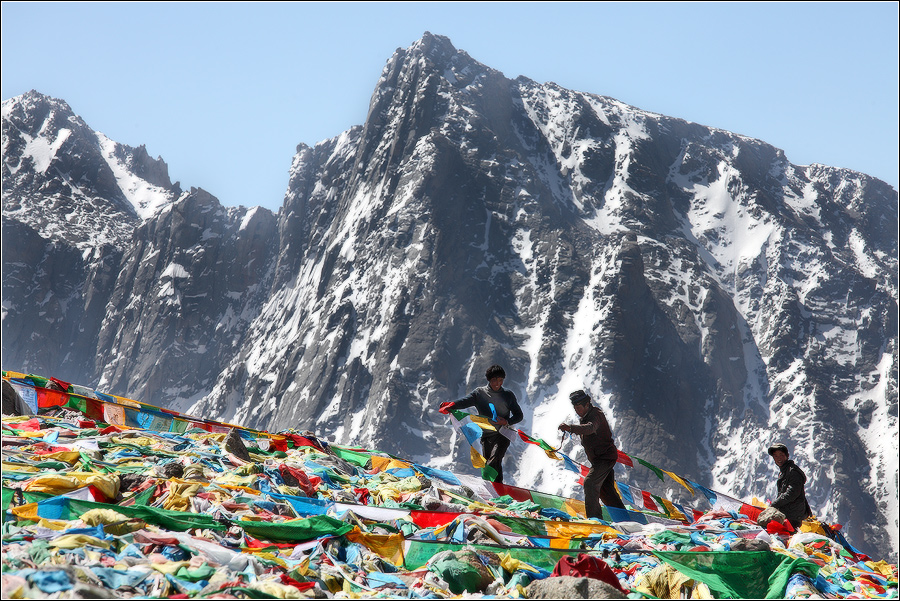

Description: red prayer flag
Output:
[36,388,68,408]
[49,377,72,392]
[740,503,763,522]
[410,511,462,528]
[551,553,628,594]
[518,430,537,444]
[491,482,533,502]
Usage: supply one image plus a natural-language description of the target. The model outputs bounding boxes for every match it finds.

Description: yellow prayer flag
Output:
[151,561,192,575]
[550,537,576,549]
[13,431,46,439]
[662,470,695,496]
[660,498,687,522]
[468,414,497,431]
[498,552,540,574]
[345,527,405,566]
[40,451,83,465]
[546,521,621,539]
[35,517,70,531]
[49,534,112,550]
[370,456,411,472]
[10,503,31,521]
[563,498,586,518]
[24,472,120,499]
[470,446,486,468]
[3,462,40,473]
[866,560,896,577]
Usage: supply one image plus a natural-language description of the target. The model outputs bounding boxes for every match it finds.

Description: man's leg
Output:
[583,465,604,519]
[481,431,510,483]
[597,463,626,510]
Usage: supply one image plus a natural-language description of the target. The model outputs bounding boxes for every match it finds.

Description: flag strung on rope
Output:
[2,371,329,454]
[10,369,747,524]
[444,408,740,522]
[447,410,520,481]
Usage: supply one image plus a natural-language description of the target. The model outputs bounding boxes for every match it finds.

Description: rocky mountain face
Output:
[2,90,180,382]
[2,34,897,559]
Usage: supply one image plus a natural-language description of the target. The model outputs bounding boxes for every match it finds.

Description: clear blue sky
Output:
[3,3,897,212]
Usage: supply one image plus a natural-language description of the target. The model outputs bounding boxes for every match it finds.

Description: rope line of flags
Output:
[447,408,754,524]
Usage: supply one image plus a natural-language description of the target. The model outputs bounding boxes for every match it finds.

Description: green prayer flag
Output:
[129,485,157,506]
[65,395,88,413]
[651,530,693,546]
[36,497,226,532]
[237,515,353,543]
[637,458,666,481]
[653,551,820,599]
[175,563,216,583]
[403,540,572,571]
[29,539,52,565]
[329,446,374,467]
[481,465,499,482]
[488,515,548,537]
[218,586,279,599]
[450,409,468,421]
[1,487,14,513]
[530,490,567,512]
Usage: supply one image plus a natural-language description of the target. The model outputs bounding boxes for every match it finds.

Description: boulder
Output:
[730,537,772,552]
[526,575,628,599]
[224,428,252,462]
[757,507,788,529]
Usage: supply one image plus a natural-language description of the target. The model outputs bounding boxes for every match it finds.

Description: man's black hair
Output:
[485,365,506,380]
[768,443,789,457]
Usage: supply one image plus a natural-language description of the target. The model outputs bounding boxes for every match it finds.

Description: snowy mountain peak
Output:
[2,36,897,560]
[2,90,181,246]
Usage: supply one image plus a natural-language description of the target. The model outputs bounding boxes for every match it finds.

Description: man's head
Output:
[768,443,789,468]
[569,390,591,417]
[486,365,506,391]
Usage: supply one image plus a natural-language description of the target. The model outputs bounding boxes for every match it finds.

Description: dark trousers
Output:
[584,458,626,519]
[481,430,511,483]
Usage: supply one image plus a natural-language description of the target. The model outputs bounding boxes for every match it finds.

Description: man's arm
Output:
[507,395,524,425]
[566,408,603,436]
[448,390,479,411]
[567,419,600,436]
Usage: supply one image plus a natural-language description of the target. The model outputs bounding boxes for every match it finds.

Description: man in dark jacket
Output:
[440,365,523,484]
[768,442,812,530]
[559,390,626,518]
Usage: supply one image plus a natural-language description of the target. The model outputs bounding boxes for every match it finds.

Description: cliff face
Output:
[3,35,897,559]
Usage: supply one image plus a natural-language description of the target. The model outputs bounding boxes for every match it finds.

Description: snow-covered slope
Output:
[2,35,897,560]
[2,91,180,247]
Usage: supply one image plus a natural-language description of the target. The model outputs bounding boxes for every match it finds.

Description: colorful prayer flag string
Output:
[445,408,744,522]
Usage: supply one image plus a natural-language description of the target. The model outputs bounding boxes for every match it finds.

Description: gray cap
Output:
[569,390,591,405]
[767,443,789,456]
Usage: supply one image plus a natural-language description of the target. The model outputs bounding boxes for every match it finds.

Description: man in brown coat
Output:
[559,390,626,518]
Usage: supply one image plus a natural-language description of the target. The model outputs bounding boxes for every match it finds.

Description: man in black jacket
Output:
[768,442,813,530]
[559,390,626,518]
[440,365,523,483]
